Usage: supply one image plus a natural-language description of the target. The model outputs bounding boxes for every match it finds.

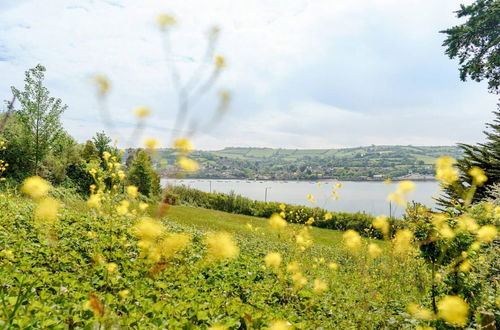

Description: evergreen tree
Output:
[437,107,500,208]
[128,149,161,198]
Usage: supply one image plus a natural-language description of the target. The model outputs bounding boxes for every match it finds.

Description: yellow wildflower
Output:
[134,217,163,241]
[305,217,315,225]
[291,272,307,289]
[102,151,111,161]
[205,231,239,260]
[437,296,469,327]
[126,185,138,198]
[87,194,101,208]
[368,243,382,258]
[34,197,59,223]
[286,261,300,273]
[435,157,458,185]
[393,229,413,255]
[21,176,50,199]
[269,213,287,230]
[173,138,194,153]
[295,227,313,250]
[306,194,316,203]
[116,200,130,216]
[279,203,286,211]
[324,212,333,220]
[313,278,328,294]
[134,106,150,118]
[156,233,191,258]
[117,170,125,180]
[457,215,479,232]
[178,156,199,172]
[94,74,110,95]
[328,262,339,270]
[459,260,472,272]
[476,225,497,242]
[336,183,342,188]
[407,303,434,320]
[268,320,291,330]
[139,202,149,211]
[157,14,176,29]
[343,230,361,252]
[107,262,118,273]
[208,325,228,330]
[468,166,487,186]
[215,55,226,69]
[144,138,161,150]
[264,252,282,268]
[372,215,389,237]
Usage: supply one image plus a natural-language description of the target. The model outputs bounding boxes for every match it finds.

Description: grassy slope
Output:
[0,196,429,328]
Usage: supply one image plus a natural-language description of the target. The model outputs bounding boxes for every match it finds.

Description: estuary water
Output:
[161,179,442,217]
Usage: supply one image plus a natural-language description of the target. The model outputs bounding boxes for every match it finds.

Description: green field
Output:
[1,193,432,328]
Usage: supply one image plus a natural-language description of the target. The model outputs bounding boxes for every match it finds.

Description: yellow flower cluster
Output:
[157,14,176,29]
[372,215,389,237]
[387,180,415,206]
[437,295,469,326]
[21,176,50,199]
[392,229,413,255]
[34,197,59,223]
[173,138,194,154]
[264,252,282,268]
[269,213,287,231]
[205,231,239,260]
[295,227,313,250]
[134,106,151,118]
[94,74,110,95]
[468,166,487,186]
[435,156,458,185]
[177,156,199,172]
[343,230,361,252]
[313,278,328,294]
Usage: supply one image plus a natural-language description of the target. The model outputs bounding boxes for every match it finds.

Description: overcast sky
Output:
[0,0,497,150]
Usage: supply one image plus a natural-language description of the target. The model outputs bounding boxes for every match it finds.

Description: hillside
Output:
[152,145,462,180]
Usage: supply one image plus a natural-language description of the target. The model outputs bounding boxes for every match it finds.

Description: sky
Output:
[0,0,498,150]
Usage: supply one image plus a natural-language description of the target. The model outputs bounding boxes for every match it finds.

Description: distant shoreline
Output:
[160,177,438,183]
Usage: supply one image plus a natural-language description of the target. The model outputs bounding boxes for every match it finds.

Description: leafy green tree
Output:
[437,108,500,208]
[11,64,67,175]
[81,140,98,162]
[441,0,500,94]
[92,131,112,158]
[128,149,161,198]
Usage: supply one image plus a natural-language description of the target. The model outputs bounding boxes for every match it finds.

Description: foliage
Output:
[165,185,403,238]
[128,149,161,198]
[10,64,67,176]
[155,145,462,180]
[437,108,500,208]
[441,0,500,94]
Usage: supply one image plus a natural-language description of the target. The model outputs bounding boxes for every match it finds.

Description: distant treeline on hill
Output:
[166,185,405,238]
[148,145,462,181]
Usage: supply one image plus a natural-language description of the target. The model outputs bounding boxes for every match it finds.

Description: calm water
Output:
[161,179,442,217]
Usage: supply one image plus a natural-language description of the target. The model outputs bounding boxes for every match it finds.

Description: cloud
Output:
[0,0,496,150]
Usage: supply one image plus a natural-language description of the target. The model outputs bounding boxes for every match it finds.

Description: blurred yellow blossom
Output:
[205,231,239,260]
[459,260,472,272]
[173,138,194,153]
[435,157,458,185]
[324,212,333,220]
[134,106,151,118]
[21,176,50,199]
[178,156,199,172]
[126,185,138,198]
[313,278,328,294]
[343,230,361,252]
[264,252,282,268]
[134,217,163,241]
[269,213,287,230]
[437,296,469,327]
[116,200,130,216]
[328,262,339,270]
[393,229,413,255]
[157,14,176,29]
[468,166,487,186]
[407,303,434,320]
[94,74,110,95]
[372,215,389,237]
[144,138,161,150]
[476,225,497,242]
[268,320,291,330]
[35,197,59,223]
[215,55,226,69]
[368,243,382,258]
[87,194,101,209]
[306,194,316,203]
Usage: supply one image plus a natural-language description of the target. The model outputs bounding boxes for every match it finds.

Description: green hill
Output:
[154,145,462,180]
